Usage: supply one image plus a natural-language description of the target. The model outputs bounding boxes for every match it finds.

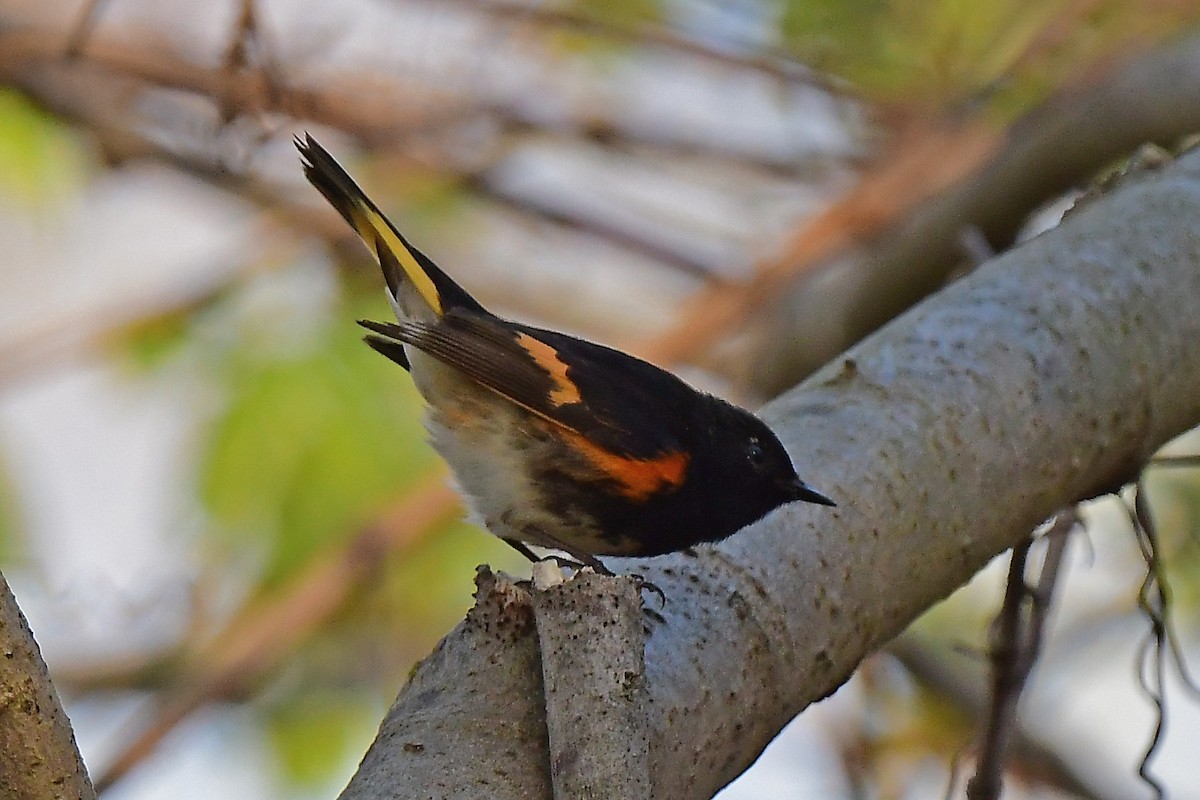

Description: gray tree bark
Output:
[532,568,650,800]
[339,149,1200,799]
[0,573,96,800]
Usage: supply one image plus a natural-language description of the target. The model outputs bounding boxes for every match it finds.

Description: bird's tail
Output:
[296,133,483,318]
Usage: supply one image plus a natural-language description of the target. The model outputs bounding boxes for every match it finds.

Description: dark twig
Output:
[1132,485,1200,698]
[218,0,284,126]
[1147,454,1200,468]
[1124,480,1200,800]
[967,510,1075,800]
[1023,515,1072,663]
[892,630,1110,800]
[462,170,718,280]
[1128,483,1168,800]
[967,537,1032,800]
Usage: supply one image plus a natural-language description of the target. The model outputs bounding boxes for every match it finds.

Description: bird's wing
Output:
[360,310,695,499]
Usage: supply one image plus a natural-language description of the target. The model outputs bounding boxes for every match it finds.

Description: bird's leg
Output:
[498,537,595,576]
[522,530,666,606]
[502,537,544,564]
[501,537,589,572]
[517,530,613,574]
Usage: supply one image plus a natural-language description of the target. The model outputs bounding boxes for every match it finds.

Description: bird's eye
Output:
[746,438,766,465]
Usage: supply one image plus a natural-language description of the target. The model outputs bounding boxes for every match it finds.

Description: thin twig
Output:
[967,510,1075,800]
[1,26,481,143]
[967,537,1032,800]
[218,0,283,126]
[1123,479,1200,800]
[892,628,1109,800]
[462,170,717,279]
[1128,483,1167,800]
[1132,484,1200,696]
[1147,454,1200,467]
[1023,514,1074,656]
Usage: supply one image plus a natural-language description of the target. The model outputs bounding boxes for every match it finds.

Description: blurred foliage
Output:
[567,0,664,29]
[264,689,381,788]
[0,454,23,565]
[248,523,522,789]
[118,304,215,373]
[1144,465,1200,620]
[0,88,87,205]
[778,0,1200,112]
[198,291,437,586]
[781,0,1058,102]
[908,681,974,753]
[357,520,519,642]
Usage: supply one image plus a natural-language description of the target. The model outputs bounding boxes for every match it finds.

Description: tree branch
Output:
[335,126,1200,800]
[967,511,1073,800]
[347,568,552,797]
[0,572,96,800]
[531,568,650,799]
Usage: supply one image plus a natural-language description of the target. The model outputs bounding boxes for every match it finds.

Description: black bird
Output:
[297,134,834,574]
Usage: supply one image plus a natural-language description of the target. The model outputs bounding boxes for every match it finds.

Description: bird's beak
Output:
[790,479,836,507]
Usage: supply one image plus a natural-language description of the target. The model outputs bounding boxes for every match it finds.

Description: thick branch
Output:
[340,148,1200,799]
[0,573,96,800]
[531,569,649,799]
[347,569,551,798]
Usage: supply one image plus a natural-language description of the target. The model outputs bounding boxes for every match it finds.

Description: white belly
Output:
[408,348,607,551]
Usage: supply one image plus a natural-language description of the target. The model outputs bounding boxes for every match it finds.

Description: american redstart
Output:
[297,134,834,575]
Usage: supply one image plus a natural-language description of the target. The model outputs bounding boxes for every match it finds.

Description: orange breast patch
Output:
[561,429,690,501]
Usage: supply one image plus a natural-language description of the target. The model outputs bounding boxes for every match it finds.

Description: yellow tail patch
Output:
[353,204,443,316]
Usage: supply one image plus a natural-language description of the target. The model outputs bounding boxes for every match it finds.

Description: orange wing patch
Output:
[516,333,582,407]
[562,429,690,501]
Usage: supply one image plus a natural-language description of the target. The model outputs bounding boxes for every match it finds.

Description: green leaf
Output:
[779,0,1065,103]
[115,306,204,372]
[780,0,888,69]
[0,89,86,205]
[567,0,664,28]
[0,453,26,565]
[264,690,380,788]
[199,304,436,585]
[375,520,526,639]
[780,0,1200,112]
